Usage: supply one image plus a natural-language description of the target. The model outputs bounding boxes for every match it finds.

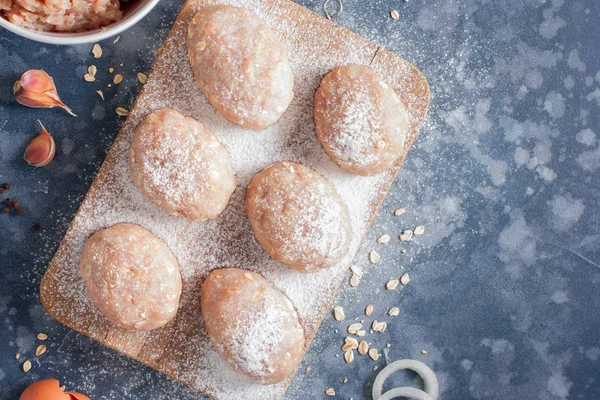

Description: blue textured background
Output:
[1,0,599,399]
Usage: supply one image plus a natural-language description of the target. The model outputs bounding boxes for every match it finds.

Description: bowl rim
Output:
[0,0,160,45]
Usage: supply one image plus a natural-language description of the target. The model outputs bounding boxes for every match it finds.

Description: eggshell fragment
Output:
[19,379,71,400]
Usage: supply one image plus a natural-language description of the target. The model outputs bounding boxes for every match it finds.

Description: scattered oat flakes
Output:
[96,90,105,101]
[137,72,147,84]
[394,208,406,216]
[390,9,400,19]
[377,234,391,244]
[414,225,425,235]
[343,377,348,384]
[113,74,123,84]
[386,343,392,348]
[15,353,20,360]
[369,250,381,264]
[325,388,335,396]
[37,332,48,340]
[115,107,129,116]
[365,304,374,316]
[421,349,428,355]
[386,278,399,290]
[22,360,31,372]
[400,230,413,242]
[344,349,354,363]
[388,307,400,316]
[306,366,311,372]
[368,348,379,361]
[113,35,120,43]
[357,330,366,337]
[401,249,407,254]
[374,366,379,370]
[35,345,46,356]
[372,320,387,333]
[348,323,362,335]
[92,44,102,58]
[358,340,369,355]
[400,273,410,285]
[333,306,345,321]
[109,67,114,73]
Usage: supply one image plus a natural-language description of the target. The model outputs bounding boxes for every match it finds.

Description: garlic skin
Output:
[24,122,56,167]
[14,70,77,117]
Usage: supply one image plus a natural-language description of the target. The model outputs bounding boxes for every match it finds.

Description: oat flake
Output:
[368,348,379,361]
[35,345,47,356]
[344,349,354,363]
[92,44,102,58]
[386,278,399,290]
[115,107,128,116]
[369,250,381,264]
[400,273,410,285]
[400,230,413,241]
[358,340,369,355]
[348,323,362,335]
[333,306,345,321]
[394,208,406,216]
[22,360,31,372]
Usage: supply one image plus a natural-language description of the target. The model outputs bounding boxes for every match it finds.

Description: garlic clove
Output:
[24,121,56,167]
[14,70,77,117]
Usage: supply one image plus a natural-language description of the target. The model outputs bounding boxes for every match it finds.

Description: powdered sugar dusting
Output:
[246,162,351,272]
[129,108,236,221]
[40,0,429,399]
[329,87,379,166]
[315,64,409,174]
[237,306,287,377]
[186,5,295,130]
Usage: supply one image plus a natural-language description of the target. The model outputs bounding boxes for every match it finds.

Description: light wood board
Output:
[40,0,430,398]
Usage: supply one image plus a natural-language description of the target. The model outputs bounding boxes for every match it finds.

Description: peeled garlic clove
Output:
[24,122,55,167]
[14,70,77,117]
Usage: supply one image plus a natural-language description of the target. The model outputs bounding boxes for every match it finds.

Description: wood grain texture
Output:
[40,0,430,398]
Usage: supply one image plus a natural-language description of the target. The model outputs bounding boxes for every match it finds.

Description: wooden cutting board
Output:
[40,0,430,398]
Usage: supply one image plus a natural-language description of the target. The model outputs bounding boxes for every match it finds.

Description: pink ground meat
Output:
[1,0,123,32]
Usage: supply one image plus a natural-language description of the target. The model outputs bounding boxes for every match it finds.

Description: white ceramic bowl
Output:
[0,0,160,45]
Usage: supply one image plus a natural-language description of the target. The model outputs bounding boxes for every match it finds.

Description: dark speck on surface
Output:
[1,0,600,399]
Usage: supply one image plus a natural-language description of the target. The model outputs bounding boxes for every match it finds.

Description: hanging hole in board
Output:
[323,0,343,20]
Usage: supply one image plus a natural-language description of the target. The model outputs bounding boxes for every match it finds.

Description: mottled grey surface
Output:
[1,0,599,399]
